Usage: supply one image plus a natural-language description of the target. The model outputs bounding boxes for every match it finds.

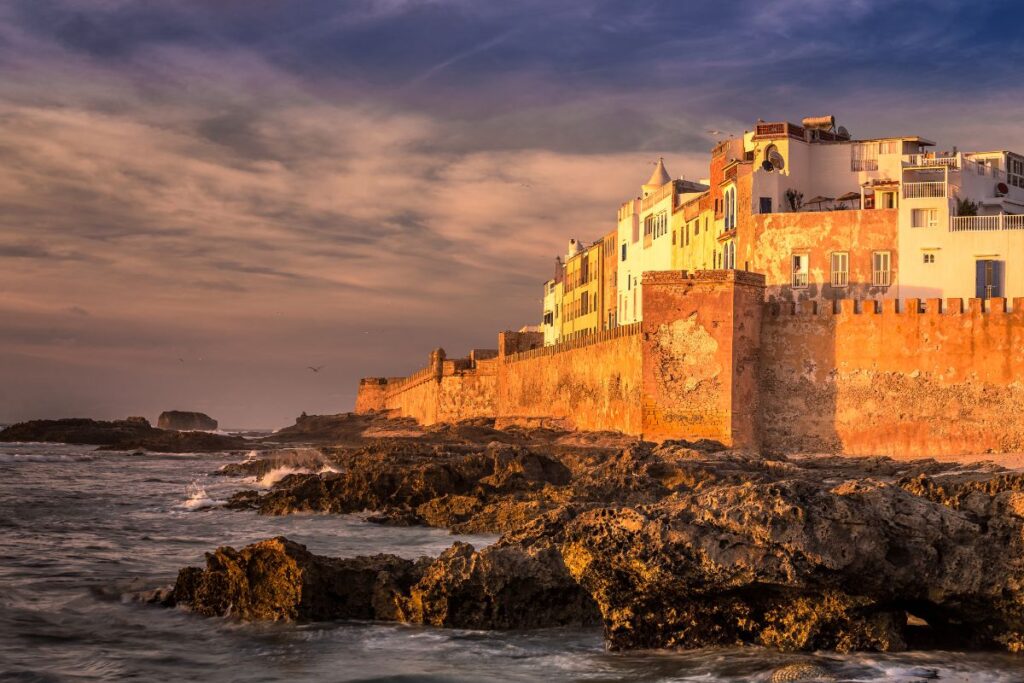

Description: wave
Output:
[0,452,96,463]
[178,480,224,511]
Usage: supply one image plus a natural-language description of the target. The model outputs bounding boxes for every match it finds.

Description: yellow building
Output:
[673,194,716,272]
[560,238,604,340]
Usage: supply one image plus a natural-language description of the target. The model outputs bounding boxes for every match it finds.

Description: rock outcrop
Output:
[0,417,245,453]
[172,537,599,628]
[188,437,1024,654]
[157,411,218,431]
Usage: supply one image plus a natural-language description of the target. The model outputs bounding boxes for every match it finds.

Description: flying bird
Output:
[307,366,325,373]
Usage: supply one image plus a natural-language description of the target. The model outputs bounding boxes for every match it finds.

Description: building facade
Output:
[539,114,1024,337]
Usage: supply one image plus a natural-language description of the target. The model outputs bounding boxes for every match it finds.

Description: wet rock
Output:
[173,537,422,621]
[129,585,177,607]
[196,424,1024,654]
[172,537,599,629]
[157,411,217,431]
[398,542,600,629]
[215,448,331,478]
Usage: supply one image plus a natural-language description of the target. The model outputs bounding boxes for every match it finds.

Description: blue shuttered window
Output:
[976,260,1004,299]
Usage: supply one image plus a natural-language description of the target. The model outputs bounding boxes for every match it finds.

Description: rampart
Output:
[499,323,643,433]
[761,297,1024,457]
[356,272,1024,458]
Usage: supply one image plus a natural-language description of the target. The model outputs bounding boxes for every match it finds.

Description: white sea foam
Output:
[179,480,223,511]
[257,466,313,487]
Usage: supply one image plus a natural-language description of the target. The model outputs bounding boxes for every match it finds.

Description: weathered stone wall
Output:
[359,272,1024,458]
[497,325,643,434]
[379,351,499,426]
[355,378,389,413]
[750,209,899,304]
[760,297,1024,457]
[435,358,498,423]
[640,270,764,448]
[383,366,442,425]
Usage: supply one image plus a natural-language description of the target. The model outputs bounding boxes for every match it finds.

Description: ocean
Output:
[1,441,1022,682]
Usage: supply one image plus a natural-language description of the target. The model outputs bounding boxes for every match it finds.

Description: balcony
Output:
[903,182,947,199]
[905,154,960,170]
[950,214,1024,232]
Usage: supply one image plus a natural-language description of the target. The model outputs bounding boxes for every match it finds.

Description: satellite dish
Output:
[837,126,850,139]
[996,182,1009,197]
[761,159,774,172]
[768,149,785,171]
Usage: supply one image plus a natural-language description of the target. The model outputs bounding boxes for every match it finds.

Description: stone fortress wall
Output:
[356,270,1024,458]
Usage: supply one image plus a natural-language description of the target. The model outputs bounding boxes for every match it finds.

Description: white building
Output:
[899,150,1024,300]
[616,158,707,324]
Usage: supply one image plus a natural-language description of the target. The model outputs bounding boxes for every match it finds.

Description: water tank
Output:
[801,115,835,131]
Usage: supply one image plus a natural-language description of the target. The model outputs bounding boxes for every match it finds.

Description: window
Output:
[580,292,589,315]
[792,254,808,289]
[723,187,737,230]
[872,251,891,287]
[1010,158,1024,188]
[880,192,896,209]
[830,252,849,287]
[923,253,935,264]
[879,141,899,155]
[543,311,554,325]
[912,208,938,228]
[621,243,627,261]
[759,197,772,214]
[723,241,736,270]
[851,143,879,171]
[976,259,1004,299]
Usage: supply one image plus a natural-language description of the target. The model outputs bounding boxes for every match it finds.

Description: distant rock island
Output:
[0,417,242,453]
[157,411,218,431]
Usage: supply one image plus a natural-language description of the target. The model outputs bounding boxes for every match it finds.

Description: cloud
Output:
[1,0,1023,426]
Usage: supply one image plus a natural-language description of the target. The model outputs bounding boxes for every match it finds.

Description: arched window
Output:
[724,187,737,231]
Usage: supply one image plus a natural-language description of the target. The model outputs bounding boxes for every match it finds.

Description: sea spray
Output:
[179,479,222,511]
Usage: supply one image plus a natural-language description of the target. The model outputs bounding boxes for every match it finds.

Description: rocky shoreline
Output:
[150,413,1024,655]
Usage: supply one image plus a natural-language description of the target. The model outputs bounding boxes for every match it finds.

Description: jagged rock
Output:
[214,448,331,478]
[192,425,1024,653]
[172,537,599,629]
[157,411,218,431]
[173,537,423,621]
[398,542,599,629]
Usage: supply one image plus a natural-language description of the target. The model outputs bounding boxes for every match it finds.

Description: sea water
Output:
[1,442,1023,682]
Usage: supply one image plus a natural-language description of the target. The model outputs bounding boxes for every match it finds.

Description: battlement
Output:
[766,297,1023,317]
[503,322,641,363]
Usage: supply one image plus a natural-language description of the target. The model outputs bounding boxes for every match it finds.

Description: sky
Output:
[1,0,1023,428]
